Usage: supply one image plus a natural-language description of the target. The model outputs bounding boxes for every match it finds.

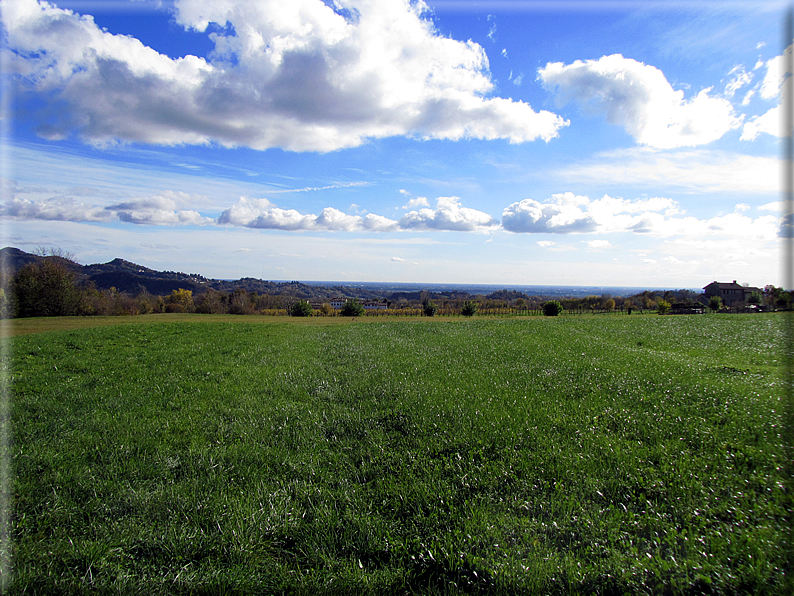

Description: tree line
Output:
[2,252,790,319]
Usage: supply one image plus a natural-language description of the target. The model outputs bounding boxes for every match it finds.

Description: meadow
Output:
[4,314,790,594]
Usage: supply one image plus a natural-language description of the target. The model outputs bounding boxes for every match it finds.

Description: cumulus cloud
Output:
[1,189,214,225]
[501,192,779,239]
[218,195,497,232]
[741,105,779,140]
[741,46,792,140]
[398,196,498,232]
[501,192,597,234]
[4,0,567,151]
[402,196,430,209]
[538,54,741,148]
[1,196,112,222]
[217,196,399,231]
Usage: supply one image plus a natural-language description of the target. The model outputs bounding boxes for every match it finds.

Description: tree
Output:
[461,300,478,316]
[340,298,365,317]
[12,258,83,317]
[542,300,564,316]
[290,300,313,317]
[0,288,9,319]
[747,291,763,305]
[604,298,616,311]
[708,295,723,312]
[165,288,194,313]
[423,301,438,316]
[657,299,671,315]
[195,289,226,314]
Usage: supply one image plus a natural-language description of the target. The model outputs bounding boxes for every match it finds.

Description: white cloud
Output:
[501,193,596,234]
[487,14,497,41]
[116,209,211,226]
[724,65,753,98]
[758,201,782,211]
[735,203,750,211]
[741,47,792,140]
[4,0,567,151]
[538,54,742,148]
[399,196,498,232]
[558,147,778,194]
[759,49,789,100]
[218,195,496,232]
[1,196,112,222]
[741,104,780,140]
[501,192,780,240]
[403,197,430,209]
[536,240,555,248]
[2,189,214,225]
[584,240,611,248]
[217,198,391,231]
[391,256,404,261]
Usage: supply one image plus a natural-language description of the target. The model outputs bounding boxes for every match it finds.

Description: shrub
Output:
[542,300,564,316]
[290,300,313,317]
[461,300,478,316]
[12,258,84,317]
[423,302,438,316]
[657,299,671,315]
[708,295,722,312]
[340,299,365,317]
[165,288,194,313]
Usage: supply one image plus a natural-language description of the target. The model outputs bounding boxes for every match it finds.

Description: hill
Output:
[0,247,390,301]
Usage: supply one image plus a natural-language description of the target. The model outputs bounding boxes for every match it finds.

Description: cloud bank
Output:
[217,195,498,232]
[538,54,741,148]
[3,0,567,151]
[502,192,777,239]
[4,188,779,241]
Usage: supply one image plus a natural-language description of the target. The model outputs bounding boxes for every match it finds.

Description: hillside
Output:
[0,247,390,301]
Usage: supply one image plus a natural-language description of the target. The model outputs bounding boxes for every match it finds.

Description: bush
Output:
[165,288,195,313]
[289,300,313,317]
[708,295,722,312]
[542,300,564,316]
[423,302,438,316]
[461,300,478,316]
[340,299,365,317]
[657,299,671,315]
[12,258,84,317]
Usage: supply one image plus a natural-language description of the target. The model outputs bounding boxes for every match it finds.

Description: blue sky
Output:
[0,0,788,287]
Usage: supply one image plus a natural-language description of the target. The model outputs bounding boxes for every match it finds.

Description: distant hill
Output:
[0,247,391,301]
[1,247,701,304]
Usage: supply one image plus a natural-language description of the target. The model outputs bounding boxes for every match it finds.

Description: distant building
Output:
[329,297,348,309]
[363,300,388,310]
[703,280,761,307]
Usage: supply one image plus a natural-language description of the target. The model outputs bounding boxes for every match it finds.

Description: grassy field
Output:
[4,314,790,594]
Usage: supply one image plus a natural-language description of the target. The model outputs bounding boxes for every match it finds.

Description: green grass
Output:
[5,314,791,594]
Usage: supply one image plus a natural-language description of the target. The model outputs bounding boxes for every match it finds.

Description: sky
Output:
[0,0,790,288]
